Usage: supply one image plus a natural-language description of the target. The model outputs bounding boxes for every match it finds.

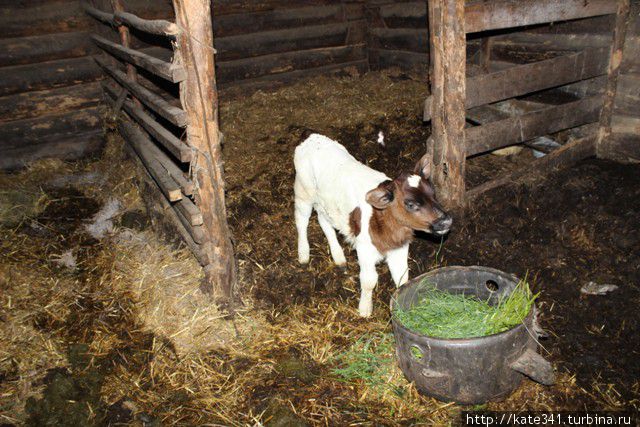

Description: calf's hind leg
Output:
[317,213,347,266]
[293,180,313,264]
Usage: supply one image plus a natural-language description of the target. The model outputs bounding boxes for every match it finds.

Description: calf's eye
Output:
[404,200,420,211]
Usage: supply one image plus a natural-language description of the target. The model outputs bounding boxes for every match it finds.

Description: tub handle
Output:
[510,349,555,385]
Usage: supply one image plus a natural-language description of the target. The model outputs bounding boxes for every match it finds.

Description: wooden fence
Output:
[85,0,236,299]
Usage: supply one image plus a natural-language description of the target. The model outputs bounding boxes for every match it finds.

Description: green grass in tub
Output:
[393,279,537,339]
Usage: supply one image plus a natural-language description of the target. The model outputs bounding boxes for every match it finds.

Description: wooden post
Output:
[172,0,237,301]
[424,0,466,209]
[110,0,137,83]
[595,0,630,159]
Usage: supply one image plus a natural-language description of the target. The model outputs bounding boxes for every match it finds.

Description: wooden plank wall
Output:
[212,0,369,95]
[366,0,429,73]
[0,0,174,170]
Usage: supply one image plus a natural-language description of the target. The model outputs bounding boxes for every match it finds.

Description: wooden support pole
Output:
[596,0,631,159]
[111,0,137,83]
[424,0,466,209]
[173,0,237,301]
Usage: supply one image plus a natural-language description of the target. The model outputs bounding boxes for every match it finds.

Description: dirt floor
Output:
[1,70,639,426]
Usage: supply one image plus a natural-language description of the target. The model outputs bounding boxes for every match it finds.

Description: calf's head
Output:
[365,160,452,236]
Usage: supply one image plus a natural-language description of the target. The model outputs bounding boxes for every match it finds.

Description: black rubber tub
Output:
[391,266,554,404]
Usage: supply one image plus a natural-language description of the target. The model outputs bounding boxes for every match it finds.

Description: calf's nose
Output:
[432,213,452,234]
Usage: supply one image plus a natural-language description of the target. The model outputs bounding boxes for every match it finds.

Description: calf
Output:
[294,133,452,317]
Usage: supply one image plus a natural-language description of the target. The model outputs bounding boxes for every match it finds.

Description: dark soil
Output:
[225,113,640,411]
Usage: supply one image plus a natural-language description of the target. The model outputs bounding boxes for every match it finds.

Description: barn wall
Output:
[366,0,429,74]
[212,0,369,95]
[0,0,173,170]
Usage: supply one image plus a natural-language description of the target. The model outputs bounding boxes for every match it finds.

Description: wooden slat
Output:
[95,56,187,127]
[175,197,203,226]
[123,142,209,265]
[82,3,115,26]
[103,83,194,195]
[172,200,207,244]
[467,124,597,199]
[466,96,603,156]
[118,120,182,202]
[465,0,618,34]
[102,82,191,162]
[377,0,617,33]
[371,48,428,71]
[114,10,179,37]
[83,4,179,37]
[424,48,609,121]
[92,35,185,82]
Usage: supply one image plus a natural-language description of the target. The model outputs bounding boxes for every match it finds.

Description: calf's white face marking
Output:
[407,174,421,188]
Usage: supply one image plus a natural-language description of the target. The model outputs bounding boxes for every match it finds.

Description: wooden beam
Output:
[114,10,179,37]
[378,1,617,33]
[118,120,182,202]
[0,32,95,67]
[103,83,194,195]
[95,55,187,127]
[83,4,179,37]
[596,0,631,159]
[215,22,352,61]
[92,35,186,82]
[0,56,101,97]
[424,0,467,209]
[0,82,102,122]
[467,124,597,200]
[0,131,104,171]
[216,44,366,83]
[82,3,116,26]
[124,141,210,265]
[173,0,237,299]
[213,4,344,37]
[479,37,491,72]
[466,96,603,156]
[424,48,609,121]
[0,106,105,149]
[175,197,204,226]
[465,0,617,34]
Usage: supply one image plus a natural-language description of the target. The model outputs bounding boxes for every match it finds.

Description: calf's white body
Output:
[293,133,410,317]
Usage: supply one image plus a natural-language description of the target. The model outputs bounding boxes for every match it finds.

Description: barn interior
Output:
[1,0,639,425]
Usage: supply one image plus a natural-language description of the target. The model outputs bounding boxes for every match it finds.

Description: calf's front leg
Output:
[356,245,379,317]
[386,243,410,287]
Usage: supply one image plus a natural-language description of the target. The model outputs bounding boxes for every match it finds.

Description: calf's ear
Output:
[366,180,395,209]
[414,156,432,178]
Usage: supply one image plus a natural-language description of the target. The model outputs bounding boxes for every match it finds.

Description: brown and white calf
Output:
[294,133,452,317]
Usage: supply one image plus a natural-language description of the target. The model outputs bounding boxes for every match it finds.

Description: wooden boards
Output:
[466,96,603,156]
[424,47,610,121]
